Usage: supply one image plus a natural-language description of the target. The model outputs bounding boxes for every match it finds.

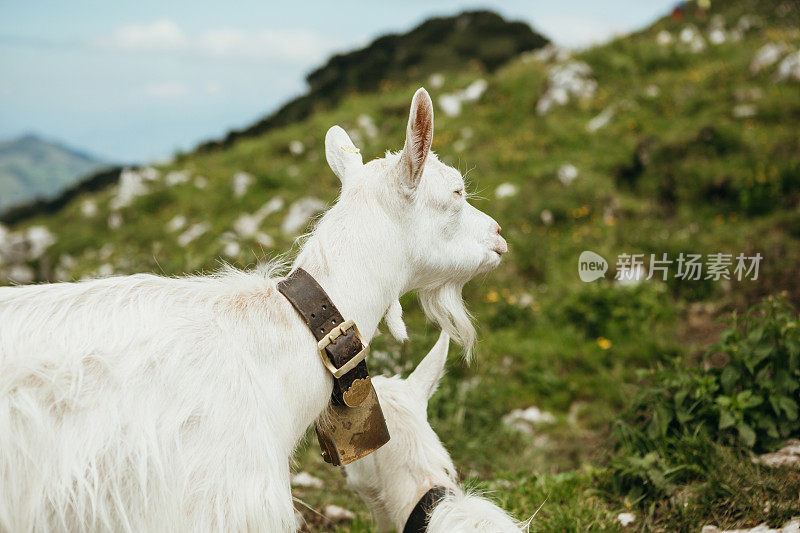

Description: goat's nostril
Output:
[495,223,502,234]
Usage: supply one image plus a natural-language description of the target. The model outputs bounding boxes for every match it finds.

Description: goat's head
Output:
[344,332,456,530]
[321,88,507,353]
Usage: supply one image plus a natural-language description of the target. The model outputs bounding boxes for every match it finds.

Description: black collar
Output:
[402,486,450,533]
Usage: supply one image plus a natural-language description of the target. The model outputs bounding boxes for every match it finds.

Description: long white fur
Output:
[345,332,528,532]
[0,88,506,531]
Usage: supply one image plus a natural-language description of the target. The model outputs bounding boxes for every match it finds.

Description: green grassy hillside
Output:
[2,1,800,531]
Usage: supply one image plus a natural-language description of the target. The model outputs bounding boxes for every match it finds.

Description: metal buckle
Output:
[317,319,369,379]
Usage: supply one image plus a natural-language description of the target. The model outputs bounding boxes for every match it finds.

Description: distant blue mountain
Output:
[0,134,109,210]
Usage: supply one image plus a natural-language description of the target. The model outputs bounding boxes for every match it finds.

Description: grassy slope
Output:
[6,3,800,531]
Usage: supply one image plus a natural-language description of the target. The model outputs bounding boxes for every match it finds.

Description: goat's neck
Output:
[293,222,407,343]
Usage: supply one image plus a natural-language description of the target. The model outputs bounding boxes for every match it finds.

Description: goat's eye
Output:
[453,189,465,197]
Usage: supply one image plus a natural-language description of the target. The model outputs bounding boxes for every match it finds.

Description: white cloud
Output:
[143,81,189,98]
[96,19,337,63]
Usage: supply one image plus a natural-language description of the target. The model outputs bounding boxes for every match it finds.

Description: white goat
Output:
[0,88,507,532]
[346,332,528,532]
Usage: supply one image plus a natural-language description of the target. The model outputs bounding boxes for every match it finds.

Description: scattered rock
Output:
[429,73,445,89]
[557,164,579,185]
[177,222,210,247]
[775,50,800,82]
[656,30,673,46]
[7,264,35,284]
[323,505,354,523]
[754,439,800,469]
[502,406,556,435]
[24,226,56,260]
[112,168,156,209]
[750,43,789,74]
[291,472,324,489]
[282,197,326,235]
[231,172,254,198]
[537,62,597,115]
[525,43,571,63]
[165,170,191,186]
[194,176,208,189]
[618,512,636,527]
[167,215,187,232]
[108,213,122,230]
[80,199,98,218]
[540,209,554,226]
[289,140,305,156]
[438,79,488,117]
[357,114,379,140]
[644,84,661,98]
[495,183,518,199]
[680,25,706,53]
[586,106,615,133]
[733,104,758,118]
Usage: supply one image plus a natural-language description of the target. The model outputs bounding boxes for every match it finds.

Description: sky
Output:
[0,1,676,164]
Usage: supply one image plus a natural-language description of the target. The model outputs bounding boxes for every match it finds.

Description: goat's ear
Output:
[408,331,449,402]
[325,125,363,184]
[397,88,434,191]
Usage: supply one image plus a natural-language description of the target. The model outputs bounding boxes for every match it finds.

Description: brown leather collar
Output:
[277,268,390,465]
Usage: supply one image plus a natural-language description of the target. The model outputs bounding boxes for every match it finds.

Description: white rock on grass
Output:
[618,512,636,527]
[753,439,800,469]
[80,199,98,218]
[357,114,379,140]
[25,226,56,260]
[750,43,789,74]
[231,172,254,198]
[495,183,518,199]
[108,213,122,230]
[526,43,571,63]
[438,94,463,117]
[281,197,326,235]
[288,140,305,156]
[656,30,673,46]
[254,232,275,248]
[112,168,154,210]
[218,232,241,258]
[733,104,758,118]
[233,197,284,239]
[177,222,210,247]
[194,176,208,189]
[438,79,488,117]
[586,106,615,133]
[429,73,445,89]
[537,62,597,115]
[167,215,187,232]
[502,406,556,435]
[680,25,706,53]
[165,170,191,186]
[557,164,579,185]
[702,517,800,533]
[7,264,35,284]
[775,50,800,82]
[291,472,324,489]
[708,15,727,45]
[323,505,354,523]
[540,209,554,226]
[644,84,661,98]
